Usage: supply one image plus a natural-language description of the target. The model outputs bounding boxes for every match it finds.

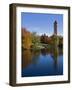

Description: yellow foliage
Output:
[22,28,32,49]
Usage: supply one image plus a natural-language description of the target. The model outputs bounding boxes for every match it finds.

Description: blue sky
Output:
[21,12,63,36]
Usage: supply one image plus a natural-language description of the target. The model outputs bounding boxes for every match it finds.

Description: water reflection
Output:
[22,46,63,77]
[51,46,59,69]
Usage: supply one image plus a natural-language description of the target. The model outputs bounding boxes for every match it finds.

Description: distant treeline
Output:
[22,28,63,49]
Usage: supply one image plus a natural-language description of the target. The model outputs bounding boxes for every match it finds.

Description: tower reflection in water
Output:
[51,36,59,69]
[22,42,63,77]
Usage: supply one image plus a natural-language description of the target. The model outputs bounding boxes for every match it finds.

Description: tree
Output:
[32,32,40,44]
[40,34,49,44]
[22,28,32,49]
[31,32,40,48]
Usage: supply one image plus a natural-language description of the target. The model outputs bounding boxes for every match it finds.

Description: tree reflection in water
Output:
[22,49,33,69]
[22,38,63,77]
[22,48,62,68]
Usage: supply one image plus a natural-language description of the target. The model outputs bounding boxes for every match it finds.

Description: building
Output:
[54,20,57,35]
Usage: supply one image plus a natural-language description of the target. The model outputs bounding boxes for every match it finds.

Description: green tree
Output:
[32,32,40,44]
[31,32,40,48]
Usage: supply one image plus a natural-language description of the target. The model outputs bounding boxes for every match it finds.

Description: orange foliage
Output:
[22,28,32,49]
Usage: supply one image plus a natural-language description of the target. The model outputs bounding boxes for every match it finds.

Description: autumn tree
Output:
[22,28,32,49]
[40,34,49,44]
